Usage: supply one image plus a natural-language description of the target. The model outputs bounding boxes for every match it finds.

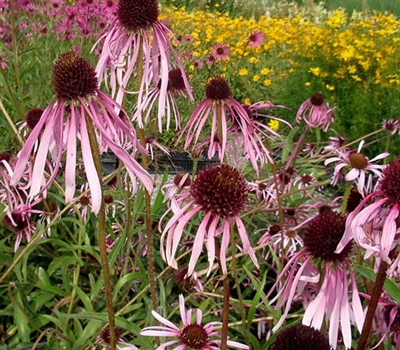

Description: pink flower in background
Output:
[134,68,191,131]
[296,93,336,131]
[10,52,153,215]
[247,30,264,47]
[93,0,193,128]
[336,157,400,265]
[177,76,253,163]
[193,59,203,69]
[140,294,249,349]
[268,212,364,349]
[161,164,258,277]
[211,42,230,60]
[205,54,216,66]
[324,140,388,196]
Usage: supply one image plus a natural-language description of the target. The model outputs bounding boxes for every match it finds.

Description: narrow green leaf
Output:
[247,268,267,334]
[13,292,30,343]
[73,319,102,349]
[71,284,93,312]
[355,265,400,304]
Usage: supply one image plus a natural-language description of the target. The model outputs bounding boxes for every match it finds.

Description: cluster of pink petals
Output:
[93,17,193,131]
[140,294,249,349]
[11,91,153,215]
[268,249,364,349]
[296,94,336,131]
[336,192,400,265]
[324,140,389,196]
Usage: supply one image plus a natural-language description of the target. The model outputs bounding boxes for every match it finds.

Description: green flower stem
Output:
[0,99,23,145]
[341,181,353,214]
[135,35,158,322]
[85,114,116,350]
[230,224,250,346]
[284,127,308,171]
[357,259,389,350]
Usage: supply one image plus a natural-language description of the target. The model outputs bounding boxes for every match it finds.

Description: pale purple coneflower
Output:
[135,68,191,131]
[10,52,153,215]
[382,119,400,135]
[176,76,253,165]
[160,164,259,277]
[324,139,388,196]
[296,93,336,131]
[145,136,170,160]
[323,135,346,153]
[92,0,193,128]
[140,294,249,349]
[268,211,364,349]
[336,157,400,265]
[247,30,264,48]
[205,54,216,66]
[211,42,230,60]
[193,59,203,69]
[0,161,44,251]
[227,101,291,175]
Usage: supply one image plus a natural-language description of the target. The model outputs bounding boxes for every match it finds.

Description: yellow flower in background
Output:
[261,68,273,75]
[309,67,321,77]
[239,68,248,76]
[249,57,259,64]
[253,74,260,82]
[268,120,279,131]
[326,84,335,91]
[305,82,312,86]
[264,79,272,86]
[243,97,251,105]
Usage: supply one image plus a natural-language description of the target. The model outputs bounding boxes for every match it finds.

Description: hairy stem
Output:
[357,259,389,350]
[85,114,116,350]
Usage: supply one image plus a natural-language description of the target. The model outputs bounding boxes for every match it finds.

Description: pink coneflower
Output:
[134,68,191,131]
[160,164,258,277]
[140,294,249,349]
[10,52,153,215]
[296,93,336,131]
[268,211,364,349]
[93,0,193,125]
[336,157,400,265]
[228,101,291,175]
[382,119,400,135]
[324,140,388,196]
[211,42,230,60]
[193,59,203,69]
[177,76,253,163]
[0,162,44,251]
[0,52,8,69]
[247,30,264,48]
[205,54,216,66]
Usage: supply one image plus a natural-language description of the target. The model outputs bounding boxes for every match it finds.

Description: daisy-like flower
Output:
[324,139,388,196]
[93,0,193,128]
[336,157,400,265]
[268,211,364,349]
[192,59,203,70]
[177,76,253,165]
[247,30,264,48]
[205,54,216,66]
[382,119,400,135]
[295,93,336,131]
[140,294,249,349]
[135,68,191,131]
[270,324,332,350]
[10,52,153,215]
[211,42,230,60]
[0,161,44,251]
[161,164,258,277]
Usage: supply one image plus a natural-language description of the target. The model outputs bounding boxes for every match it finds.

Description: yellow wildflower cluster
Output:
[161,7,400,98]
